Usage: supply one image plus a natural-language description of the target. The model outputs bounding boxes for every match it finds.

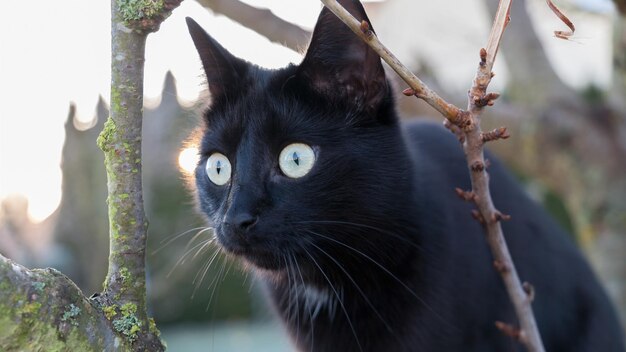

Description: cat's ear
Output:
[186,17,248,102]
[298,0,387,112]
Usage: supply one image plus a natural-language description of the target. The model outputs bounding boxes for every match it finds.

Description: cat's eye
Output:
[279,143,316,178]
[206,152,232,185]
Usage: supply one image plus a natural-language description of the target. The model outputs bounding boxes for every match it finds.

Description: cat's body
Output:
[185,1,625,351]
[267,121,624,352]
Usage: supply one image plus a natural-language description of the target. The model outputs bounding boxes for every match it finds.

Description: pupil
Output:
[216,160,221,174]
[292,152,300,166]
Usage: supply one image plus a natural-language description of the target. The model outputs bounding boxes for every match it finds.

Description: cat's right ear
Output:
[186,17,248,102]
[297,0,387,114]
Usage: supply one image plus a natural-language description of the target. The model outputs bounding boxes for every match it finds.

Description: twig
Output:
[465,1,544,350]
[320,0,471,129]
[320,1,546,351]
[546,0,575,40]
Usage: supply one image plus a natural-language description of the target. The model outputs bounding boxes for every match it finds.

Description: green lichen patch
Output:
[117,0,164,22]
[22,301,42,316]
[119,267,131,284]
[111,303,141,342]
[97,118,117,151]
[31,282,46,295]
[102,304,118,321]
[61,304,81,326]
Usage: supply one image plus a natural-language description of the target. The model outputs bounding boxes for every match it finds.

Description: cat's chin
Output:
[222,246,284,271]
[243,253,284,271]
[243,255,283,271]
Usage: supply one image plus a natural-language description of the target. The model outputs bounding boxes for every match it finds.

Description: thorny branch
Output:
[320,0,548,351]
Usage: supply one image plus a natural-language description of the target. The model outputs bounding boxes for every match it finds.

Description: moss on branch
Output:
[116,0,183,33]
[0,255,130,351]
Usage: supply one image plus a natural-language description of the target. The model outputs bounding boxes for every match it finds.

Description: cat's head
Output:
[186,0,414,276]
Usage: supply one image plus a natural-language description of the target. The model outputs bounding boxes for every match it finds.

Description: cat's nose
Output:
[224,212,258,232]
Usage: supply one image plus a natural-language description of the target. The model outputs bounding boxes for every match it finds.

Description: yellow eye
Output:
[279,143,315,178]
[205,152,231,185]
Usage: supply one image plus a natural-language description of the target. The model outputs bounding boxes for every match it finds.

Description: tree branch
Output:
[463,2,545,350]
[0,254,130,350]
[3,1,184,349]
[195,0,311,52]
[92,0,181,350]
[320,0,545,351]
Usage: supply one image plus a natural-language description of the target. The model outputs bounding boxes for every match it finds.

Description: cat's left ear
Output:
[298,0,387,113]
[186,17,249,104]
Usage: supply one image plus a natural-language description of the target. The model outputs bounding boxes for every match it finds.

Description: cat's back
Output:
[400,119,625,351]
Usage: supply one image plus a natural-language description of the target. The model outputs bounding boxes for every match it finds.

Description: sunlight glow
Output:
[178,147,200,174]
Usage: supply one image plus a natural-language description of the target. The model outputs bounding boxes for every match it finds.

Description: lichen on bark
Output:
[116,0,183,32]
[0,0,182,349]
[118,0,165,22]
[0,256,129,351]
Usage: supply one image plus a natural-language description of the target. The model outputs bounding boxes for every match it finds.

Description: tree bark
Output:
[0,0,182,350]
[0,255,130,351]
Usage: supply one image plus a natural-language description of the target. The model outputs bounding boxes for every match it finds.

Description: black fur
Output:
[185,1,625,350]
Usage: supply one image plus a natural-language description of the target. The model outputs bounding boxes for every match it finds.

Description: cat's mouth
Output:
[216,229,284,270]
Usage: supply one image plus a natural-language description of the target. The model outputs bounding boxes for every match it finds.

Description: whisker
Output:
[286,253,302,345]
[205,253,228,312]
[307,240,393,333]
[152,226,212,255]
[151,226,206,255]
[166,238,214,278]
[283,254,294,326]
[292,250,315,352]
[191,238,216,260]
[191,248,222,299]
[301,246,364,352]
[295,220,422,251]
[182,227,215,252]
[305,229,459,332]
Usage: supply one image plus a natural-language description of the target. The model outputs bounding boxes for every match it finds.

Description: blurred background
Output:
[0,0,624,350]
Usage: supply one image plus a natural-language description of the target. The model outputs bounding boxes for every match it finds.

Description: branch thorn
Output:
[402,87,416,96]
[493,260,509,273]
[481,127,510,143]
[471,209,485,225]
[471,161,485,172]
[359,20,374,39]
[479,48,487,66]
[474,92,501,108]
[523,282,535,302]
[495,321,524,342]
[493,210,512,222]
[455,188,479,203]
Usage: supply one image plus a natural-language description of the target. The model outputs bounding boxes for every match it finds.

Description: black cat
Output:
[185,0,625,350]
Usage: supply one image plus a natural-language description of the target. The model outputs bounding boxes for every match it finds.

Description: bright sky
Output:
[0,0,616,222]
